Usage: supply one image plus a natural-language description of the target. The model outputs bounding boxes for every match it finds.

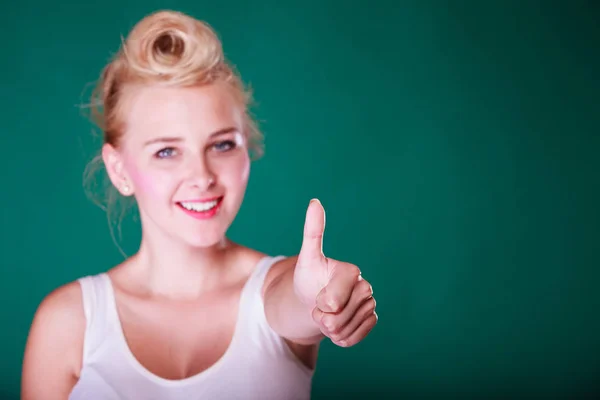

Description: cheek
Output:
[126,162,175,199]
[215,154,250,189]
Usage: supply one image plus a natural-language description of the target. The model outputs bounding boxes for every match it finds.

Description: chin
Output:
[180,231,228,249]
[174,213,235,250]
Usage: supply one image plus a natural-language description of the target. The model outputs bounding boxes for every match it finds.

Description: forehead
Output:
[122,82,244,143]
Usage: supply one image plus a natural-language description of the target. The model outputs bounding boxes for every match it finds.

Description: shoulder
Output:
[26,280,86,340]
[22,280,86,378]
[36,279,85,313]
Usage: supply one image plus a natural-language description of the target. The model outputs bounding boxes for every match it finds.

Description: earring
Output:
[122,184,130,194]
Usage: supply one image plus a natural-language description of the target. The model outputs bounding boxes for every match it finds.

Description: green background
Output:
[2,1,599,398]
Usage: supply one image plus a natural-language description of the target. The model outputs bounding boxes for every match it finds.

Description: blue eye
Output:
[213,140,236,152]
[156,147,176,158]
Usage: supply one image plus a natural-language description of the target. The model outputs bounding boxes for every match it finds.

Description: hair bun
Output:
[152,31,186,64]
[122,10,224,84]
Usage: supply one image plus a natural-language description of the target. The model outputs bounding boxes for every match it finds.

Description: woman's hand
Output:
[293,199,378,347]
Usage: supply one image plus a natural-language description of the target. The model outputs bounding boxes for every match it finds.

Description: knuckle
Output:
[341,263,361,279]
[326,296,341,312]
[368,297,376,311]
[321,315,338,333]
[350,265,361,279]
[357,279,373,298]
[362,298,376,317]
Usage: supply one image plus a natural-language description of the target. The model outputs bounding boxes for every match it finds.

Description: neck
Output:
[128,229,238,300]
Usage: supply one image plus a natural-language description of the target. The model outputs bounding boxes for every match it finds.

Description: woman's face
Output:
[103,81,251,248]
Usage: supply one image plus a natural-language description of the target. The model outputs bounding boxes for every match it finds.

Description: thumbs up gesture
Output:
[293,199,378,347]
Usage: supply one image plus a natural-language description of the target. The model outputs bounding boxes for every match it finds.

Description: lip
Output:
[176,196,223,220]
[177,196,223,203]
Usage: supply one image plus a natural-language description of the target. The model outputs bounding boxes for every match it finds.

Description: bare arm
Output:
[262,256,325,345]
[21,282,85,400]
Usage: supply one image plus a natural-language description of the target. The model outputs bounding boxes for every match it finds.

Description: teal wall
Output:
[2,1,599,398]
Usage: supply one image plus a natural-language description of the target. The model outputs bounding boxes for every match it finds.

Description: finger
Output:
[333,312,378,348]
[328,297,376,343]
[298,199,326,263]
[315,262,361,313]
[318,278,373,333]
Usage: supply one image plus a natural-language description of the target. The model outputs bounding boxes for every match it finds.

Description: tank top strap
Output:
[236,255,314,377]
[245,255,286,295]
[238,256,293,348]
[77,273,115,364]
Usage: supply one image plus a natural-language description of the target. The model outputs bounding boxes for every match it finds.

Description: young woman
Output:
[21,10,377,400]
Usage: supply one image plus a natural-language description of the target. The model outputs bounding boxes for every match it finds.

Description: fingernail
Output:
[310,198,320,205]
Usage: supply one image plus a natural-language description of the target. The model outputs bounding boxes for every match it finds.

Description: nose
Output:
[185,155,216,190]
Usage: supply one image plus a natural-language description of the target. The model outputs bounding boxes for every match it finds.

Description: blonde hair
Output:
[82,10,263,255]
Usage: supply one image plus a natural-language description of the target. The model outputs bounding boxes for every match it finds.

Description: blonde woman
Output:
[22,10,377,400]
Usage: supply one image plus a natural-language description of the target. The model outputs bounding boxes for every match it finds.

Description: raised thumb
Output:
[298,198,326,263]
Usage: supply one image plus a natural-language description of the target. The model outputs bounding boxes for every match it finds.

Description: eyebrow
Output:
[143,127,240,146]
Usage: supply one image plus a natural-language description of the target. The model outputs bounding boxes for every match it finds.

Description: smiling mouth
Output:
[176,196,223,218]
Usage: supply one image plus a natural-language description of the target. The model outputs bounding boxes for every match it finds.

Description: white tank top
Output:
[69,256,314,400]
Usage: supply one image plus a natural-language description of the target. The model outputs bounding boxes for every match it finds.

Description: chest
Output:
[114,288,243,380]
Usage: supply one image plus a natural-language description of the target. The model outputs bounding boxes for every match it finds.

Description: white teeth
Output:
[180,200,218,212]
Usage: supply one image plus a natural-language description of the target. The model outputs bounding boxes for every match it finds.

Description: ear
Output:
[102,143,134,196]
